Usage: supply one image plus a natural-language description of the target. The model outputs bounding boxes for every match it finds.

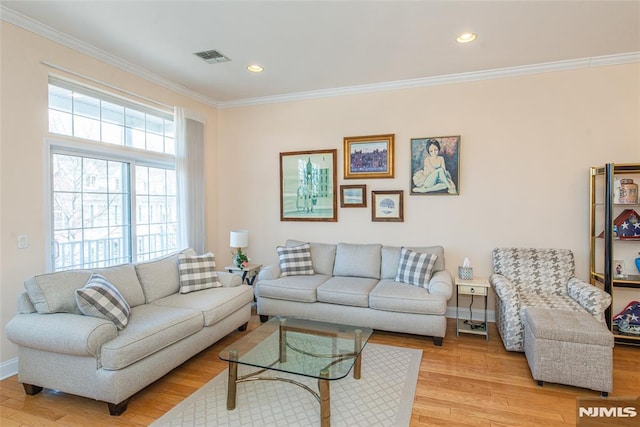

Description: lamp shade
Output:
[229,230,249,248]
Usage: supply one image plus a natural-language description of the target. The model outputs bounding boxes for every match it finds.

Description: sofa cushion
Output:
[317,276,379,307]
[257,275,330,302]
[152,284,254,327]
[286,240,337,276]
[136,248,195,303]
[277,243,315,276]
[369,279,448,315]
[333,243,382,279]
[381,245,445,279]
[76,274,131,330]
[177,252,221,293]
[395,248,437,288]
[100,304,203,370]
[24,263,145,314]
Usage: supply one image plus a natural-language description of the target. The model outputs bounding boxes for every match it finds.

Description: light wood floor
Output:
[1,313,637,426]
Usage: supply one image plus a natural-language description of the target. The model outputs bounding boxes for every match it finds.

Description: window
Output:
[48,78,177,271]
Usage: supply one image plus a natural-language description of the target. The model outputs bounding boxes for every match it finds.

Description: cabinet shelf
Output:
[589,163,640,346]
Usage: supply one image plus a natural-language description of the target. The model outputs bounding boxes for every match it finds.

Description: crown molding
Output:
[1,6,219,108]
[3,5,638,110]
[218,52,640,109]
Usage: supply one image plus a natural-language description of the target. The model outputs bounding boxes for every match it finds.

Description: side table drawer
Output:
[458,285,487,296]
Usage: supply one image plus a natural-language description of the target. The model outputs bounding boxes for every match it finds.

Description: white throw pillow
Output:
[277,243,315,277]
[76,273,131,330]
[395,248,438,288]
[177,252,221,293]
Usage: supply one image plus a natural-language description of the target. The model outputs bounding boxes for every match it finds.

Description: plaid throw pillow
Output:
[277,243,315,277]
[177,252,220,293]
[76,274,131,330]
[395,248,438,288]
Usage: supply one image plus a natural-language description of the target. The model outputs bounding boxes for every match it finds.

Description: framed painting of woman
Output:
[410,135,460,195]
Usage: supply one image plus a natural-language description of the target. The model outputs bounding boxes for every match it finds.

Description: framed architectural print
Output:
[410,135,460,195]
[371,190,403,222]
[344,134,394,179]
[340,184,367,208]
[280,149,337,222]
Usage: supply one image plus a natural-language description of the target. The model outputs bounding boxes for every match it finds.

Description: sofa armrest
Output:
[567,277,611,322]
[217,271,243,287]
[257,264,281,281]
[427,270,453,300]
[5,312,117,357]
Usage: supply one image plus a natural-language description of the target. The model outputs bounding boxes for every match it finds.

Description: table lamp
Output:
[230,230,249,268]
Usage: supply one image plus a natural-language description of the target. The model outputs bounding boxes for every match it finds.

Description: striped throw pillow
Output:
[177,252,221,293]
[395,247,438,288]
[76,274,131,330]
[277,243,314,277]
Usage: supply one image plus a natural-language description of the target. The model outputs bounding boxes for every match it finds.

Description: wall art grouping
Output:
[279,134,460,222]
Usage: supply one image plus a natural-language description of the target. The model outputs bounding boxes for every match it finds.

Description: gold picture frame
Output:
[343,134,394,179]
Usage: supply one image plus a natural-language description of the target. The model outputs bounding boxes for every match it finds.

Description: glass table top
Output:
[219,317,373,380]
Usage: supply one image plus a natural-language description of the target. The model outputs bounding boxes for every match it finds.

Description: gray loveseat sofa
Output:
[5,249,254,415]
[255,240,453,345]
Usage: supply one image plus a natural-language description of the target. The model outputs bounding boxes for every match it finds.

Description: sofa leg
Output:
[537,380,544,387]
[259,315,269,323]
[23,383,43,395]
[238,322,248,331]
[601,391,608,397]
[108,399,128,416]
[433,336,443,346]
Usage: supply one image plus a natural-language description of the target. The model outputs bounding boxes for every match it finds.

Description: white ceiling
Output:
[2,1,639,106]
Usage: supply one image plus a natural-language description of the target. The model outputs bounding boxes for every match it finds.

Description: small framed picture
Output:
[371,190,403,222]
[613,260,627,278]
[340,184,367,208]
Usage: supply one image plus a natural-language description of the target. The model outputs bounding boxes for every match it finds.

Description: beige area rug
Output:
[151,343,422,427]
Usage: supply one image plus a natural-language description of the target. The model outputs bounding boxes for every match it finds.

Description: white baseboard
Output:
[446,306,496,323]
[0,357,18,380]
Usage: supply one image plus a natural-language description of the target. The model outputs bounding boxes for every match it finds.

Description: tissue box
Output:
[458,266,473,280]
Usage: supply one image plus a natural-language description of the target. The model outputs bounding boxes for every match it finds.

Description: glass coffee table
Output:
[219,317,373,427]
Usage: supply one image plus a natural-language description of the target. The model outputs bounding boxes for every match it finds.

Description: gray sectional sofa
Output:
[255,240,453,345]
[5,249,254,415]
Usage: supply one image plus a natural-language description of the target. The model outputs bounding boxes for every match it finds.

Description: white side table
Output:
[455,277,491,340]
[225,264,262,286]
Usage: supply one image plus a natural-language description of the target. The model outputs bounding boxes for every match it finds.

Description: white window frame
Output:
[45,78,177,272]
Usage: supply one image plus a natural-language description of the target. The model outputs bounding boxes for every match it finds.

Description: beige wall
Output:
[2,21,639,367]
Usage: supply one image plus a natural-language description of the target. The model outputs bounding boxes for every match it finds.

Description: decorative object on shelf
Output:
[340,184,367,208]
[636,253,640,274]
[343,134,394,179]
[458,257,473,280]
[230,229,250,268]
[280,149,337,222]
[371,190,404,222]
[619,178,638,204]
[613,178,621,203]
[598,209,640,239]
[410,135,459,195]
[613,300,640,335]
[613,260,627,279]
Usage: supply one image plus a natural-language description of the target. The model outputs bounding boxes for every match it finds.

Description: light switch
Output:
[17,235,29,249]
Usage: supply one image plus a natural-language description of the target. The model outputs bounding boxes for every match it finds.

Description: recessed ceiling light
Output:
[456,32,477,43]
[247,64,264,73]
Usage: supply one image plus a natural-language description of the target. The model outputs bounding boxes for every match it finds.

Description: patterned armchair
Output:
[490,248,611,352]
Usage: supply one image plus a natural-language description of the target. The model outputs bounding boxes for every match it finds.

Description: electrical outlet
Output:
[17,235,29,249]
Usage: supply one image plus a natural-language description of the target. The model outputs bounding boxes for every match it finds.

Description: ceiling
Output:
[2,1,639,106]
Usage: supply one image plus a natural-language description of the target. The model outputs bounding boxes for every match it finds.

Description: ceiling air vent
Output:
[194,49,231,64]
